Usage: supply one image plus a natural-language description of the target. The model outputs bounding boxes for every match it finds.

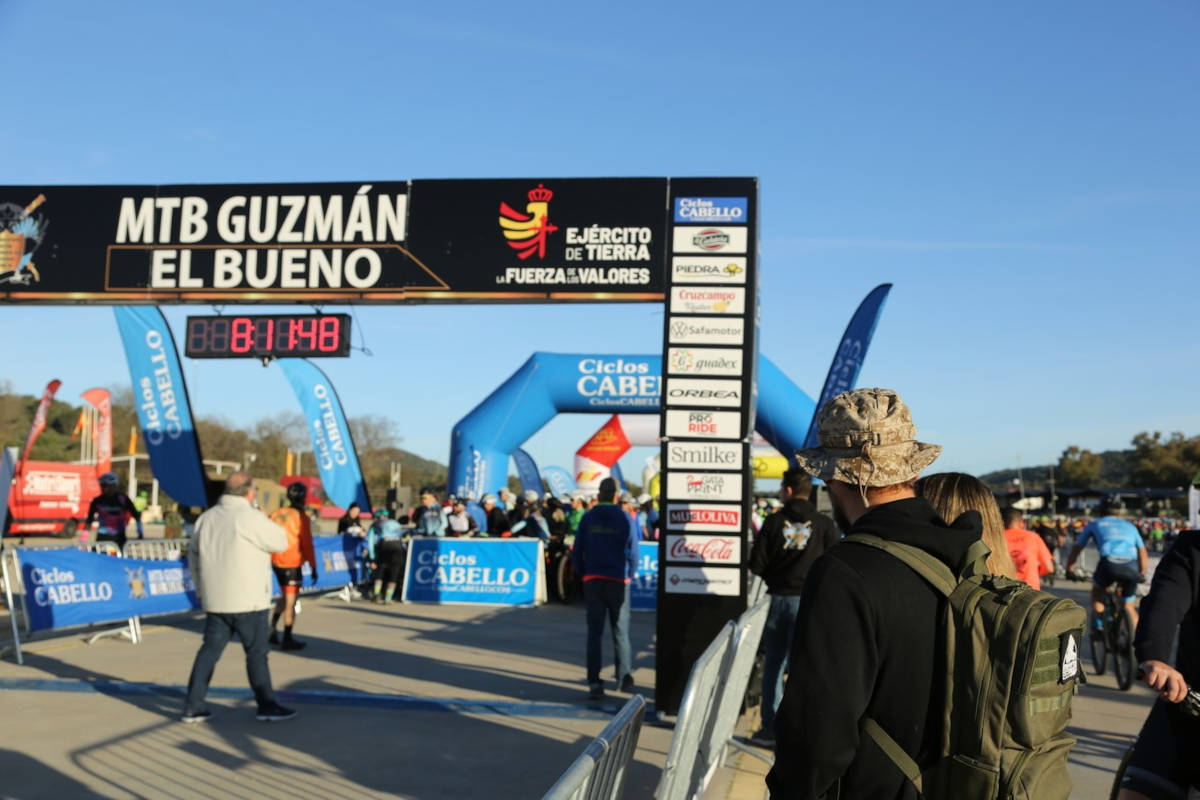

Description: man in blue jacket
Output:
[572,477,638,700]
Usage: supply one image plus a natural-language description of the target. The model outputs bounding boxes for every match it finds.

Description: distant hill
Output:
[980,450,1132,490]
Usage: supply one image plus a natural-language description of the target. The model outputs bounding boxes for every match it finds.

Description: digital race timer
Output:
[184,314,352,359]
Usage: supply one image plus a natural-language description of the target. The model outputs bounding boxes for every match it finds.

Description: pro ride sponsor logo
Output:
[673,197,748,224]
[666,442,744,470]
[670,286,746,315]
[666,471,743,502]
[671,256,746,284]
[664,565,740,596]
[667,347,744,376]
[665,502,743,533]
[672,226,748,254]
[664,409,742,439]
[668,316,745,346]
[665,534,741,565]
[665,378,742,408]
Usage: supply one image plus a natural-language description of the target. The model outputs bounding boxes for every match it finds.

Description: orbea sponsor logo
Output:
[665,535,741,565]
[669,286,746,315]
[664,565,740,596]
[665,378,742,408]
[666,472,743,502]
[665,502,743,532]
[667,347,744,376]
[664,409,742,439]
[668,316,745,345]
[672,226,748,254]
[666,442,743,470]
[673,197,749,224]
[671,256,746,284]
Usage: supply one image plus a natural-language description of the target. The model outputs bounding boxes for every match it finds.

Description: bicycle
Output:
[1108,679,1200,800]
[1091,581,1138,691]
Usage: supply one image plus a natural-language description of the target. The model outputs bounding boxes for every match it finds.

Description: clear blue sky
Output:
[2,1,1197,484]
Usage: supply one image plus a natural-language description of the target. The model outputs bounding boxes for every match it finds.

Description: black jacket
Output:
[1135,532,1200,685]
[748,499,840,595]
[767,497,982,800]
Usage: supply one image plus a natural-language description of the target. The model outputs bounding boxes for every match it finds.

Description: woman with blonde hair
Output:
[916,472,1018,579]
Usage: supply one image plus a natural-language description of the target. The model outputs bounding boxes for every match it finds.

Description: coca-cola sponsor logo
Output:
[669,286,746,315]
[664,565,740,596]
[666,534,741,565]
[664,409,742,439]
[665,502,743,532]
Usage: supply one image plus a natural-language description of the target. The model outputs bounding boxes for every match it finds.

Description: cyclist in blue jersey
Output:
[1066,514,1149,628]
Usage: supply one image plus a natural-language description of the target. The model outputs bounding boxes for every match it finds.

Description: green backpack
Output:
[845,534,1087,800]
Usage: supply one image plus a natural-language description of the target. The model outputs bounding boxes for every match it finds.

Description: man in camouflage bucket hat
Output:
[767,388,986,799]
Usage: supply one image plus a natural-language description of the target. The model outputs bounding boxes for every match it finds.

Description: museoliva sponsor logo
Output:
[668,316,745,346]
[664,534,741,565]
[664,565,740,596]
[664,409,742,439]
[664,502,743,532]
[666,471,743,502]
[669,286,746,315]
[671,226,748,254]
[671,256,746,284]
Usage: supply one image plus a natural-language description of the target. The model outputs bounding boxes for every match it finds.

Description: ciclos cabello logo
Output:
[0,194,48,285]
[498,183,558,260]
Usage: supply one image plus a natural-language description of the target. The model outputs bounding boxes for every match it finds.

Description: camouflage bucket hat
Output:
[795,388,941,488]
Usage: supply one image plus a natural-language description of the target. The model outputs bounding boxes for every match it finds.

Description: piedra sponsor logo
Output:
[412,548,531,594]
[671,256,746,284]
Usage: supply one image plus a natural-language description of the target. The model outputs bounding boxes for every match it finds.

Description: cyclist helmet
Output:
[286,482,307,503]
[98,472,120,487]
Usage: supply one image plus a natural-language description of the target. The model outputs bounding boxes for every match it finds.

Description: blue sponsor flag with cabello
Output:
[801,283,893,451]
[402,538,541,606]
[276,359,371,512]
[542,466,576,498]
[631,541,658,611]
[512,449,543,497]
[113,307,209,507]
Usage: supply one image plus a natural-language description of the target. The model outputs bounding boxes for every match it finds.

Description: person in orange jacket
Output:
[269,482,317,650]
[1002,508,1055,591]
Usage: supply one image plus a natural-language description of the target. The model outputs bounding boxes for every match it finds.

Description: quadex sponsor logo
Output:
[665,535,741,565]
[665,378,742,408]
[672,226,748,254]
[668,317,745,345]
[664,565,740,596]
[669,286,746,315]
[665,502,743,532]
[666,472,743,502]
[671,256,746,284]
[667,347,744,376]
[664,409,742,439]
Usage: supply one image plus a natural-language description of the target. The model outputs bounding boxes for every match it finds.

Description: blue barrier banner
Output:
[113,307,209,507]
[631,541,658,611]
[19,548,197,632]
[542,466,576,498]
[802,283,892,449]
[403,538,542,606]
[512,449,543,497]
[270,535,364,593]
[276,359,371,511]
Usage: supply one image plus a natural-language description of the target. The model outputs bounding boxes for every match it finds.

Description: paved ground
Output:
[0,549,1167,799]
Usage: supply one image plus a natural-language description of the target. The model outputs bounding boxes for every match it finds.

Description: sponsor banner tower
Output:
[656,179,758,713]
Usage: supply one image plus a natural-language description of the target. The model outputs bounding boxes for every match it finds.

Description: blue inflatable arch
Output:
[448,352,814,497]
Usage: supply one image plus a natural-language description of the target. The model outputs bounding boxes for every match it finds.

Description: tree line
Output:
[981,432,1200,490]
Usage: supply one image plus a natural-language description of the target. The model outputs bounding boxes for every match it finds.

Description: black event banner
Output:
[0,178,733,304]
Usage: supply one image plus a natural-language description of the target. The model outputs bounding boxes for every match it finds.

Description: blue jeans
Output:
[761,594,802,729]
[584,580,631,685]
[184,610,276,714]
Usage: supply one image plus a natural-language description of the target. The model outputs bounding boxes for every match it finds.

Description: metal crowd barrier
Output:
[542,695,647,800]
[123,539,187,561]
[747,575,767,606]
[655,596,772,800]
[655,623,734,800]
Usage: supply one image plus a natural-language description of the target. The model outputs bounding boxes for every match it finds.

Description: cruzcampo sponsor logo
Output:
[669,286,746,315]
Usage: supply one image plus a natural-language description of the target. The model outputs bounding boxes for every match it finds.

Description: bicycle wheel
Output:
[1090,613,1108,676]
[1108,745,1136,800]
[556,555,577,604]
[1113,606,1136,691]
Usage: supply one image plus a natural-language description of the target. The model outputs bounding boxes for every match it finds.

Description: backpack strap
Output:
[862,717,924,795]
[844,534,956,597]
[960,538,992,579]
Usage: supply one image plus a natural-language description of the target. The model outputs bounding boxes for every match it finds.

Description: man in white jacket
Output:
[182,472,296,723]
